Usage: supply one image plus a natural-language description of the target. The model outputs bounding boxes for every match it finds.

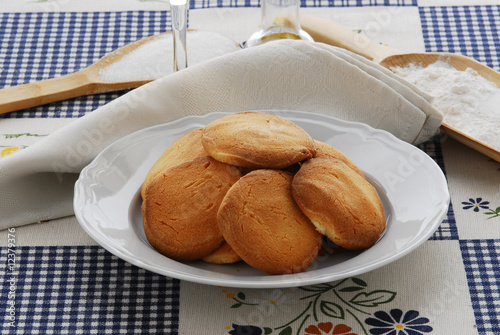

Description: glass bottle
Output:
[246,0,313,48]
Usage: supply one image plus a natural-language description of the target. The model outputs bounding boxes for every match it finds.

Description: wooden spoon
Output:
[301,14,500,163]
[0,32,171,115]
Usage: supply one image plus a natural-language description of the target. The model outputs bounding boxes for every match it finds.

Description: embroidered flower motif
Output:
[485,206,500,219]
[228,324,263,335]
[1,147,19,157]
[462,198,490,212]
[221,289,258,308]
[304,322,357,335]
[250,289,295,314]
[365,309,432,334]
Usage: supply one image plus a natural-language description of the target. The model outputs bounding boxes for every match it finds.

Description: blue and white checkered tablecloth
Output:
[4,246,181,334]
[1,0,500,334]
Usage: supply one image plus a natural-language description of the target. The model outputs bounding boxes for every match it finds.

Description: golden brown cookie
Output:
[201,241,242,264]
[141,128,209,198]
[292,157,386,250]
[201,111,316,169]
[142,156,242,261]
[313,140,364,177]
[218,169,322,275]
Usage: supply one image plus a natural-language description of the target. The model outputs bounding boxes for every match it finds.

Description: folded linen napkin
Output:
[0,40,442,228]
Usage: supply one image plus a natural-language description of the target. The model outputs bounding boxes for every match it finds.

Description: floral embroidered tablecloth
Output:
[1,0,500,334]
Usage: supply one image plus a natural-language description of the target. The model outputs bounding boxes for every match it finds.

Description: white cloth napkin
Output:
[0,40,442,228]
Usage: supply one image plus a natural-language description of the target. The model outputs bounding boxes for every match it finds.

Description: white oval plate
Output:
[74,111,449,288]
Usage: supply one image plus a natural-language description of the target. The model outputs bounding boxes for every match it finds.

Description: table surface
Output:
[1,0,500,334]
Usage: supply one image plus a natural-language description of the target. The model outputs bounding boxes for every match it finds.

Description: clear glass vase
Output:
[246,0,313,48]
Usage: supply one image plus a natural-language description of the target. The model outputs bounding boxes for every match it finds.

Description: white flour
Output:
[99,30,241,82]
[392,60,500,151]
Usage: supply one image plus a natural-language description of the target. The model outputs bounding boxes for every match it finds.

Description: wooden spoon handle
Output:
[300,14,403,63]
[0,70,97,114]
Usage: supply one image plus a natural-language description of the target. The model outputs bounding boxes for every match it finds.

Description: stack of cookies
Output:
[141,111,386,275]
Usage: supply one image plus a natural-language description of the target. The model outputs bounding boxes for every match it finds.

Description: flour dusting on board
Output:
[392,60,500,151]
